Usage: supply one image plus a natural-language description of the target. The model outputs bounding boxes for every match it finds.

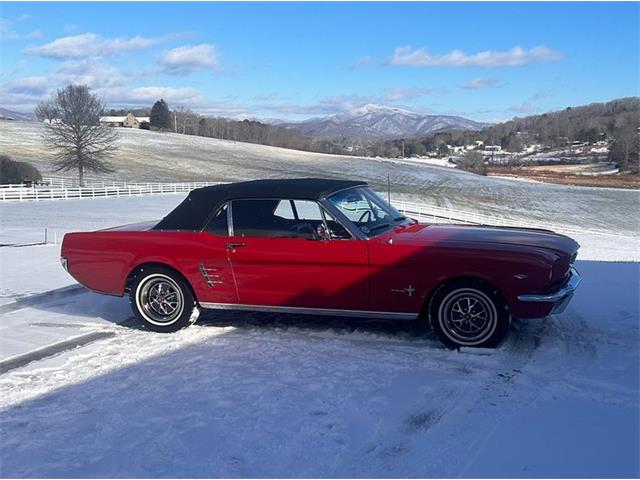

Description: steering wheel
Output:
[357,210,372,223]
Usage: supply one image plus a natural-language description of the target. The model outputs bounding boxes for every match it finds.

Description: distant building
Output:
[484,145,502,153]
[448,145,466,154]
[99,113,150,128]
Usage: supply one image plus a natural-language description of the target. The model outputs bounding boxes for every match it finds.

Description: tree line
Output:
[368,97,639,172]
[148,99,346,155]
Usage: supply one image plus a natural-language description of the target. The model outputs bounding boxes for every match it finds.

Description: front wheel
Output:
[428,280,510,349]
[129,266,199,332]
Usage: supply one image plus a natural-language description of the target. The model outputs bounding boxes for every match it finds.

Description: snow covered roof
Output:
[100,116,127,122]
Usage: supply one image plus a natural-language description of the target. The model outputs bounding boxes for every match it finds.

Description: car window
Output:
[294,200,323,220]
[323,210,352,239]
[231,199,325,239]
[328,187,405,236]
[273,199,295,219]
[206,203,229,236]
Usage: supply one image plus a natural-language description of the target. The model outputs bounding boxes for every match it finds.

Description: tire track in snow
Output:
[0,331,116,374]
[0,285,84,315]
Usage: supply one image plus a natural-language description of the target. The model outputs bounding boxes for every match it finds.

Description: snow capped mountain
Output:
[281,104,489,140]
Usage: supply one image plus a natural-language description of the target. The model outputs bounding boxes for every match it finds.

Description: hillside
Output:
[0,108,35,122]
[280,104,488,141]
[1,120,637,236]
[372,97,640,158]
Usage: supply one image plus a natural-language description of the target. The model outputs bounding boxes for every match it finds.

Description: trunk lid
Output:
[99,220,158,232]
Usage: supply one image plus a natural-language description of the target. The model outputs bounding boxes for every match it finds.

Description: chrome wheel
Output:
[438,288,497,345]
[136,274,184,326]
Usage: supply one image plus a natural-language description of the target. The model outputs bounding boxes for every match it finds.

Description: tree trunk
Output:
[78,163,84,187]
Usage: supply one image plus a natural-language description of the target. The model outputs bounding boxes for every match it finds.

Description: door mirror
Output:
[316,223,331,241]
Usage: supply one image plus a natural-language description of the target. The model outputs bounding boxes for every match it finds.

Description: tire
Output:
[428,279,510,349]
[129,266,200,332]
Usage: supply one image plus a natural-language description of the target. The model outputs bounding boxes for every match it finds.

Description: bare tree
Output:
[38,85,117,186]
[34,100,58,123]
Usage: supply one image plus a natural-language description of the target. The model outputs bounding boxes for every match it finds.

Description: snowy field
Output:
[2,120,639,235]
[0,195,639,477]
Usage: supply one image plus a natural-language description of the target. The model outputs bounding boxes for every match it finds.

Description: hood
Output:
[388,223,579,257]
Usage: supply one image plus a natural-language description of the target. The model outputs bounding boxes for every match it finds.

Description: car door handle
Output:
[226,242,247,249]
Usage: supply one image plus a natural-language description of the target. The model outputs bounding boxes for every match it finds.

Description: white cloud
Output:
[349,56,377,70]
[532,89,553,101]
[106,86,203,105]
[509,101,540,114]
[459,77,501,90]
[1,76,48,95]
[0,76,52,112]
[383,86,444,101]
[24,33,164,59]
[389,45,563,68]
[158,44,219,74]
[54,60,128,89]
[0,19,41,40]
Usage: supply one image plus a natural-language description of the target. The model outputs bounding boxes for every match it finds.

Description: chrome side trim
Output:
[517,267,582,303]
[199,302,417,320]
[199,264,224,287]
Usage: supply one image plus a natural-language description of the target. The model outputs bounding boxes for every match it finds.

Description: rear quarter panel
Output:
[61,230,228,299]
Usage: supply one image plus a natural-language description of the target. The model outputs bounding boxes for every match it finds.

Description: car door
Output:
[194,203,239,304]
[225,198,370,311]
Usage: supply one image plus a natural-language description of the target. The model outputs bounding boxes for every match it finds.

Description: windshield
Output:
[327,187,407,236]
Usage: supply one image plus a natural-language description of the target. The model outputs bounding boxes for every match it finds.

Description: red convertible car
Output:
[61,179,581,348]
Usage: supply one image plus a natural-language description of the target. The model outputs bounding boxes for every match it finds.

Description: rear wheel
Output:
[429,279,510,348]
[129,266,199,332]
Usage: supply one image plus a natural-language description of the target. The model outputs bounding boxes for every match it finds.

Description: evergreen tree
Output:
[150,99,171,131]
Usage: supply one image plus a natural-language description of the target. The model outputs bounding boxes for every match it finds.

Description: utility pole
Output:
[174,112,177,133]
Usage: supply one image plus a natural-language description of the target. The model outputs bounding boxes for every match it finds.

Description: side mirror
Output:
[316,223,331,241]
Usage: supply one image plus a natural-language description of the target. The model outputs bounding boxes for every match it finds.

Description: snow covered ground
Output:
[0,195,638,477]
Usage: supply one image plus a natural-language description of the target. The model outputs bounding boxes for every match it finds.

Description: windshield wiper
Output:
[394,215,407,222]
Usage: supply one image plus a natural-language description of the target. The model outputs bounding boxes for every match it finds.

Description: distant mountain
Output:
[0,107,35,122]
[280,104,489,141]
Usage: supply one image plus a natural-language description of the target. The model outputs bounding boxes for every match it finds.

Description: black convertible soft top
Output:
[154,178,367,231]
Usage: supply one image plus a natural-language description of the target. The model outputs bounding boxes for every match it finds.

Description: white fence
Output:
[0,177,611,236]
[0,180,221,201]
[392,200,580,233]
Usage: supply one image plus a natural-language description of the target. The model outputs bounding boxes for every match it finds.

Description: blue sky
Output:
[1,2,638,121]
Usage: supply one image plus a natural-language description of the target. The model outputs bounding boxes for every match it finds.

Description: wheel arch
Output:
[124,262,197,301]
[419,274,508,320]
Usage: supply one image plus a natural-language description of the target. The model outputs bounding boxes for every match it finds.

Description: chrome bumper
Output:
[517,267,582,314]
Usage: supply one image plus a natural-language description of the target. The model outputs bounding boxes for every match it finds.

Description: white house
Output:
[99,113,149,128]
